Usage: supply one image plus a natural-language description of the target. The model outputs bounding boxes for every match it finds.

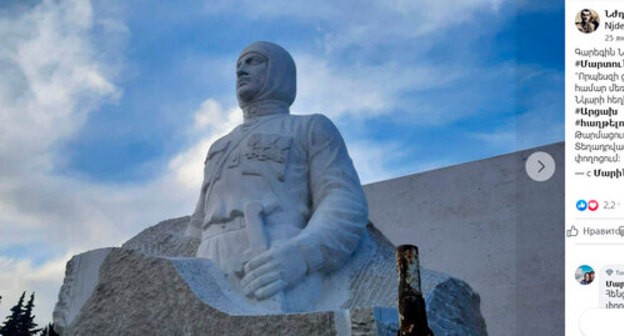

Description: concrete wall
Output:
[363,142,564,336]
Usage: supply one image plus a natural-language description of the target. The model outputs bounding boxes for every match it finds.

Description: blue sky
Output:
[0,0,563,325]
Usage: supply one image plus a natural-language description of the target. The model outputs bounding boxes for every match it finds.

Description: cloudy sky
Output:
[0,0,563,325]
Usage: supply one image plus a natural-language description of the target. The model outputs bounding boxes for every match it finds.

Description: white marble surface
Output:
[186,41,368,312]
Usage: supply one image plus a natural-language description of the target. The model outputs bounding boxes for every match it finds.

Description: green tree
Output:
[38,323,58,336]
[0,291,25,336]
[17,293,39,335]
[0,292,41,336]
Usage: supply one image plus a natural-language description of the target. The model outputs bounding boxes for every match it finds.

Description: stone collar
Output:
[242,100,290,122]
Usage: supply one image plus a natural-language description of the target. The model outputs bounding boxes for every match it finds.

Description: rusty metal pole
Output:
[396,245,433,336]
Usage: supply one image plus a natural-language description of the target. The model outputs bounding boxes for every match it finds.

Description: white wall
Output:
[364,142,564,336]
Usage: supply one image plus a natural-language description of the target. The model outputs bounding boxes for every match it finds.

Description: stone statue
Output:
[185,41,369,312]
[52,40,487,335]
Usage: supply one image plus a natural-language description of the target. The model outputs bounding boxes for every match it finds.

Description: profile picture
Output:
[575,9,600,34]
[575,265,595,285]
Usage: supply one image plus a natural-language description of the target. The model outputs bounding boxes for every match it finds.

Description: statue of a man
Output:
[186,41,368,312]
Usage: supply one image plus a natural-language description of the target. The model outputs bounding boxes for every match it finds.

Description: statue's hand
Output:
[240,241,307,300]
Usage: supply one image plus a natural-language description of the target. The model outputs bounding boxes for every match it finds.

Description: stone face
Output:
[55,217,488,335]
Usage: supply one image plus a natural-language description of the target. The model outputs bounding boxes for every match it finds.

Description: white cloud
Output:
[472,128,518,149]
[323,0,507,51]
[516,0,562,12]
[0,253,72,329]
[202,0,508,51]
[292,54,462,120]
[172,99,242,190]
[0,0,148,325]
[202,0,335,20]
[192,99,241,132]
[471,108,563,153]
[471,66,563,151]
[0,0,128,246]
[348,140,410,184]
[0,0,120,178]
[0,0,562,327]
[349,139,459,184]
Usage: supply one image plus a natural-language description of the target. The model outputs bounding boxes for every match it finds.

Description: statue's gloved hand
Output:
[240,241,308,300]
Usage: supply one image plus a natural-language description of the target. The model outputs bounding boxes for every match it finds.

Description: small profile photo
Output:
[575,9,600,34]
[575,265,595,285]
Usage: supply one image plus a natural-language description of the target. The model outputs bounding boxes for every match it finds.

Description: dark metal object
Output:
[396,245,433,336]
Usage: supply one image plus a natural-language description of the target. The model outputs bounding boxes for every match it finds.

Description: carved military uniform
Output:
[187,42,368,311]
[192,101,367,272]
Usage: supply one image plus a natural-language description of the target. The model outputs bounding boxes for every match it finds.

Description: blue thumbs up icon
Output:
[576,200,588,211]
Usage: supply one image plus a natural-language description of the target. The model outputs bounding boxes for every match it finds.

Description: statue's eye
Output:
[237,54,266,68]
[247,55,266,65]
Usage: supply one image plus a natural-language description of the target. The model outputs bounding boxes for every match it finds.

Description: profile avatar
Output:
[576,265,595,285]
[575,9,600,34]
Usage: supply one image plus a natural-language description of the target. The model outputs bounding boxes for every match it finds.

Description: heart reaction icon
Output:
[588,200,599,212]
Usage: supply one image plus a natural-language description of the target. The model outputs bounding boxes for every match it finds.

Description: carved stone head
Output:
[236,41,296,108]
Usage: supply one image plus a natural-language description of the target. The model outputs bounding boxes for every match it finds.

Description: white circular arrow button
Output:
[526,151,555,182]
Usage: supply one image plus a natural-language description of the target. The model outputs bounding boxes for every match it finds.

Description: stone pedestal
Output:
[53,217,487,335]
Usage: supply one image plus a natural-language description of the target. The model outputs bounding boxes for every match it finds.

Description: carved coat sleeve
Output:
[293,114,369,273]
[185,157,209,238]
